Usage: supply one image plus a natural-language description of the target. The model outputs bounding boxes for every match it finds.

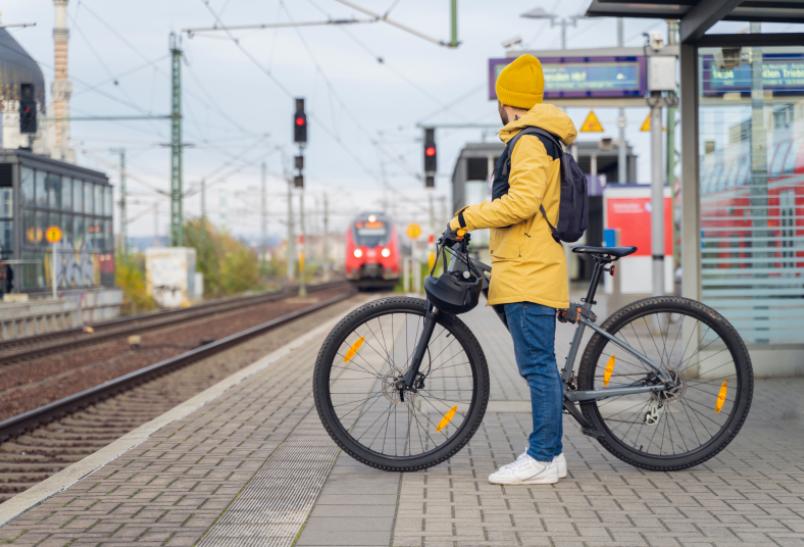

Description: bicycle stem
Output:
[402,303,438,388]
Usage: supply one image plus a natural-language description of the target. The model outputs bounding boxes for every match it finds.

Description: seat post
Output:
[583,258,608,307]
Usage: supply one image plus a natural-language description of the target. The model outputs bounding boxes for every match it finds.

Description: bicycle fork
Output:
[401,303,438,391]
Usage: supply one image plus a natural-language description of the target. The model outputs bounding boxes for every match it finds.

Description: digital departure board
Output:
[702,53,804,97]
[488,55,648,101]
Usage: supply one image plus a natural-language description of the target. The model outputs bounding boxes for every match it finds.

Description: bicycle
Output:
[313,235,753,472]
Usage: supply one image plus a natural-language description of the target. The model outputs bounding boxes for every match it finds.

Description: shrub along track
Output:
[0,284,365,503]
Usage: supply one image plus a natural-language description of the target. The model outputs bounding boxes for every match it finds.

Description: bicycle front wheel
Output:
[313,296,489,472]
[578,296,753,471]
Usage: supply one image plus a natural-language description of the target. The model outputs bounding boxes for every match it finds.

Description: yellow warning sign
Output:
[26,226,43,244]
[45,225,63,244]
[580,110,604,133]
[640,112,651,132]
[406,223,422,240]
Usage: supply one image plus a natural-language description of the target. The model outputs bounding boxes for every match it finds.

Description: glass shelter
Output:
[585,1,804,373]
[0,149,114,293]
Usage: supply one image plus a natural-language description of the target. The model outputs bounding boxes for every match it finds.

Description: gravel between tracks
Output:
[0,291,371,503]
[0,286,349,420]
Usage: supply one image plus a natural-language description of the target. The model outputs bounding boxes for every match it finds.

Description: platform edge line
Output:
[0,300,356,528]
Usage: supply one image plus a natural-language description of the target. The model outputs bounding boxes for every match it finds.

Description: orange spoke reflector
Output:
[343,336,365,363]
[603,355,616,387]
[715,379,728,413]
[436,405,458,432]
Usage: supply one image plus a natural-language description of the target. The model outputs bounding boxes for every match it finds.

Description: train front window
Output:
[354,220,388,247]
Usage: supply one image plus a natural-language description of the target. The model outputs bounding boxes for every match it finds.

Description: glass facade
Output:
[698,46,804,345]
[13,164,114,292]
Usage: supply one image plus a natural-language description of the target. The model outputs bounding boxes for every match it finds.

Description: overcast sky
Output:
[2,0,760,241]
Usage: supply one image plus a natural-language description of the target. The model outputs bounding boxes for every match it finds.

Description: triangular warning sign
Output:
[640,112,651,132]
[580,110,604,133]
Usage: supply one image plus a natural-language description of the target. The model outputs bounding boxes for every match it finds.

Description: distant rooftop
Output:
[0,28,46,104]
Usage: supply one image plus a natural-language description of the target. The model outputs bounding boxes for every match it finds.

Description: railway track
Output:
[0,284,359,503]
[0,281,344,364]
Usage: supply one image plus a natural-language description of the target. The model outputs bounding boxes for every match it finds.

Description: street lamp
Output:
[520,7,585,50]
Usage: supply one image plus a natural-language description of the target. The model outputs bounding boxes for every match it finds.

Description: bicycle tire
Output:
[577,296,753,471]
[313,296,490,472]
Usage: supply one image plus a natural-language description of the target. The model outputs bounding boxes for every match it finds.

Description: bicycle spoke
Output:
[590,302,746,460]
[328,307,476,459]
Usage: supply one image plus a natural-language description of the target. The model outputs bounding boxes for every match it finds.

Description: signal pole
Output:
[286,178,295,283]
[293,98,308,297]
[298,188,306,297]
[260,162,267,272]
[113,148,127,255]
[169,32,184,246]
[200,178,207,220]
[323,193,330,281]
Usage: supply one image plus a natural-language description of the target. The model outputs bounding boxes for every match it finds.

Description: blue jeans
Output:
[504,302,563,462]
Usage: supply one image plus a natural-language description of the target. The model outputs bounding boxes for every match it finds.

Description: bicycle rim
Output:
[583,302,750,461]
[324,306,480,461]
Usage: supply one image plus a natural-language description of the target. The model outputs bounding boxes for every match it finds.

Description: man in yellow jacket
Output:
[447,54,577,485]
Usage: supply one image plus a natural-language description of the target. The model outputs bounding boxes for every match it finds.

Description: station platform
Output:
[0,295,802,546]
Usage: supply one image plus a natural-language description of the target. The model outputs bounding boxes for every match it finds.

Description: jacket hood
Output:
[498,103,577,146]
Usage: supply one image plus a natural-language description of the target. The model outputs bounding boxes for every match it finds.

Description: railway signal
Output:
[19,83,37,134]
[292,97,307,297]
[423,127,437,175]
[294,98,307,144]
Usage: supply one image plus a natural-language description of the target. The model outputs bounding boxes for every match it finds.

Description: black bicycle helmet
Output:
[425,269,482,314]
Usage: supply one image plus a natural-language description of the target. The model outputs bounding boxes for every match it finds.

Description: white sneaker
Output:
[554,453,567,479]
[511,448,567,479]
[488,454,559,485]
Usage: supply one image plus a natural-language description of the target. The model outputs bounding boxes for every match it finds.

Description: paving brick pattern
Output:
[392,302,804,547]
[0,300,361,547]
[0,295,802,546]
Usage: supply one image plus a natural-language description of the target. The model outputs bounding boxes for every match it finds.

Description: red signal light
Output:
[425,146,436,157]
[295,116,305,127]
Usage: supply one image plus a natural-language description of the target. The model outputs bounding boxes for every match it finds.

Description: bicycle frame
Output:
[405,241,675,439]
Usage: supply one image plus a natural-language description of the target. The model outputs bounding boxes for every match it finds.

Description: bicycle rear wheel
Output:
[578,296,753,471]
[313,296,489,472]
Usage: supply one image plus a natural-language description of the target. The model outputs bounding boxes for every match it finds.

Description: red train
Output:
[345,212,400,290]
[699,135,804,271]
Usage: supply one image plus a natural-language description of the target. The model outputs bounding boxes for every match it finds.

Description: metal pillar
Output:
[649,94,665,296]
[298,189,306,297]
[666,20,680,191]
[617,18,627,183]
[449,0,458,47]
[286,180,295,283]
[679,44,700,302]
[200,178,206,220]
[117,149,127,255]
[260,162,267,271]
[322,193,330,281]
[169,32,183,246]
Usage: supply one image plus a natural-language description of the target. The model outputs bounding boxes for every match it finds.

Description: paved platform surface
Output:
[0,296,802,546]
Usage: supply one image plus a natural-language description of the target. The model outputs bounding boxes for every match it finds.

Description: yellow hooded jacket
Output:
[450,103,577,309]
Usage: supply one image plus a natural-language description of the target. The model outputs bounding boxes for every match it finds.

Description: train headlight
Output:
[380,248,391,258]
[353,248,363,258]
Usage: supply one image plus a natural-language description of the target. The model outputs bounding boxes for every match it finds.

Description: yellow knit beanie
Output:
[495,54,544,109]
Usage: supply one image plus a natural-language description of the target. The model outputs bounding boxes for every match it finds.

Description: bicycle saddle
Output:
[572,245,637,258]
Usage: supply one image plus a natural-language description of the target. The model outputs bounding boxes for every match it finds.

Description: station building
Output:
[0,27,119,331]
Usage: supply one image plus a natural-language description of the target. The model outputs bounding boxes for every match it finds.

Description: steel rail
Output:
[0,287,354,443]
[0,280,345,363]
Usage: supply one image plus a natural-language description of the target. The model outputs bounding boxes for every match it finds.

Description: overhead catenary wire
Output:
[197,0,380,181]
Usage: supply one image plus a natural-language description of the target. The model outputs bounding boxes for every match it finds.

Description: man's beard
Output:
[498,103,508,125]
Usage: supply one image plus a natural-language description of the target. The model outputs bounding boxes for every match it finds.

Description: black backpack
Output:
[501,127,588,244]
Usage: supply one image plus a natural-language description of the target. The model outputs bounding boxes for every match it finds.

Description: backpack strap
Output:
[502,127,563,244]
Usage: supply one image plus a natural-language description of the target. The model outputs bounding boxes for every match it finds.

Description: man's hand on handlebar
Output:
[439,224,468,247]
